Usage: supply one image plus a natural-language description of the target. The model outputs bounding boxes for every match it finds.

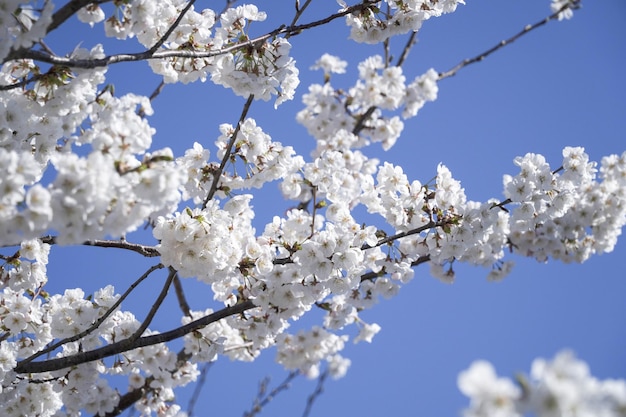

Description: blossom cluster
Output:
[176,119,304,206]
[153,197,257,295]
[0,1,54,62]
[551,0,580,20]
[276,326,350,379]
[176,119,304,204]
[182,308,247,363]
[213,119,304,192]
[459,350,626,417]
[298,54,439,152]
[0,0,615,415]
[159,101,624,407]
[0,252,128,417]
[0,251,198,416]
[0,55,186,244]
[505,147,626,263]
[344,0,466,44]
[77,1,300,107]
[295,53,626,281]
[0,46,106,162]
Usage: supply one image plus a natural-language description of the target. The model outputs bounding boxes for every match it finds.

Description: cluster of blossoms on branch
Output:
[342,0,464,43]
[459,350,626,417]
[92,1,299,106]
[0,0,54,61]
[0,0,620,415]
[297,53,439,151]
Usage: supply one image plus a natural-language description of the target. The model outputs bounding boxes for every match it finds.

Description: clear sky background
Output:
[38,1,626,416]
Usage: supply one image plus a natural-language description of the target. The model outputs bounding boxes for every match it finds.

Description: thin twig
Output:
[359,255,430,282]
[352,106,376,135]
[361,220,448,250]
[187,363,213,417]
[290,0,314,29]
[137,80,166,118]
[308,187,318,238]
[173,273,192,317]
[203,94,254,208]
[396,31,418,67]
[302,371,328,417]
[243,372,299,417]
[147,0,197,54]
[128,267,177,343]
[383,3,392,66]
[147,80,165,101]
[438,1,580,80]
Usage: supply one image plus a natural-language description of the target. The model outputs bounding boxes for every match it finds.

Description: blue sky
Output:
[37,1,626,416]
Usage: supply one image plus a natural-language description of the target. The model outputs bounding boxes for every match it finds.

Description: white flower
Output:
[327,354,351,379]
[353,322,381,343]
[551,0,577,20]
[311,54,348,75]
[458,360,521,417]
[403,68,439,118]
[276,327,348,379]
[2,311,30,334]
[77,4,105,27]
[0,341,17,373]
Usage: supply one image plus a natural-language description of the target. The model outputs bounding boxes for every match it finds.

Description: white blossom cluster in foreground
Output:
[0,0,621,416]
[459,351,626,417]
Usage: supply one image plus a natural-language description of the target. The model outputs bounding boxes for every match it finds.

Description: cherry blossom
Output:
[0,0,616,415]
[459,351,626,417]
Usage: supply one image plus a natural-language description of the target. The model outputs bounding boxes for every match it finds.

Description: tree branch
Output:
[203,94,254,207]
[145,0,197,54]
[127,267,176,343]
[3,236,161,257]
[1,1,377,79]
[17,263,165,367]
[187,363,213,417]
[396,31,418,67]
[14,300,256,374]
[290,0,314,31]
[103,383,145,417]
[173,273,192,317]
[79,238,160,257]
[438,1,581,80]
[13,214,442,374]
[359,254,431,282]
[243,372,298,417]
[302,370,328,417]
[362,220,450,250]
[352,106,376,135]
